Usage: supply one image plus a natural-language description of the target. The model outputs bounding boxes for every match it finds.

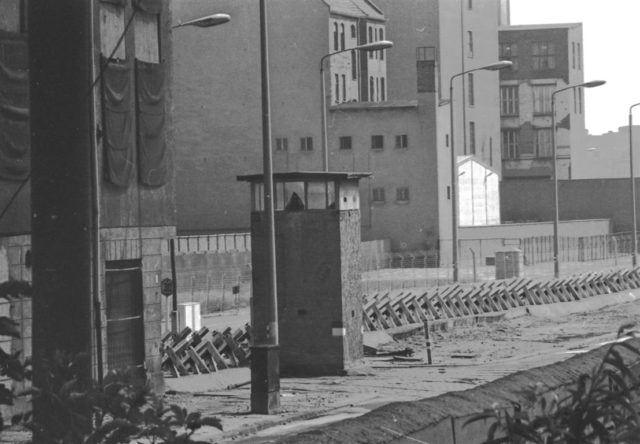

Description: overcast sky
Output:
[510,0,640,135]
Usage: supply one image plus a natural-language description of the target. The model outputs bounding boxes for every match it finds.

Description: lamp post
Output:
[320,40,393,171]
[449,60,512,282]
[169,13,230,335]
[551,80,606,278]
[629,103,640,267]
[173,13,231,29]
[250,0,280,414]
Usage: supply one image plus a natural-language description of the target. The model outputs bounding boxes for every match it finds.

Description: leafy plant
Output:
[465,324,640,443]
[0,281,222,443]
[0,281,32,429]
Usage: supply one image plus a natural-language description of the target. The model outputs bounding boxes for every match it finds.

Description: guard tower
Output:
[238,172,370,376]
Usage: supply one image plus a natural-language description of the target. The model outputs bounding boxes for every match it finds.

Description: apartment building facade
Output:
[498,23,586,179]
[172,0,503,256]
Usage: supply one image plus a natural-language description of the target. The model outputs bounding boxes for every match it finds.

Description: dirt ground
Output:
[163,291,640,443]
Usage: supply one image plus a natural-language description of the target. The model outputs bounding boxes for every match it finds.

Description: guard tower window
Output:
[333,22,338,51]
[340,23,345,50]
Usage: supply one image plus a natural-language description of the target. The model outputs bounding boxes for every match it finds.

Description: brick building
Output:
[499,23,586,180]
[173,0,504,258]
[0,0,177,388]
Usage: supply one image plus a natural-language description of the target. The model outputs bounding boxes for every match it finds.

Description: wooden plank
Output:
[187,346,210,374]
[165,347,189,376]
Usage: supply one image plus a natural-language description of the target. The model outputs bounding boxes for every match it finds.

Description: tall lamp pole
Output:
[251,0,280,414]
[449,60,512,282]
[551,80,606,278]
[320,40,393,171]
[629,103,640,267]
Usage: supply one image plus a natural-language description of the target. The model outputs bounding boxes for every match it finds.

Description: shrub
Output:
[0,280,222,443]
[466,324,640,443]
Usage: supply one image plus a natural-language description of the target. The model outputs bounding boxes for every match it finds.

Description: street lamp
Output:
[320,40,393,171]
[172,13,231,29]
[449,60,512,282]
[551,80,606,278]
[629,103,640,267]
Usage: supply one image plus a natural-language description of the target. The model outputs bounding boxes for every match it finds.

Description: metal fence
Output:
[174,231,637,313]
[362,232,637,292]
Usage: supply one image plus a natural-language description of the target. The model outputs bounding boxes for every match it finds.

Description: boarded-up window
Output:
[100,3,126,59]
[135,12,159,63]
[0,0,21,32]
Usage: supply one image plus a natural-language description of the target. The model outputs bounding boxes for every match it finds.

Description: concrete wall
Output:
[172,0,331,233]
[501,177,640,233]
[279,337,640,444]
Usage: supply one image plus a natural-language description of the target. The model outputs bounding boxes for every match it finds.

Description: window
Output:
[501,129,519,160]
[500,85,519,115]
[351,24,356,39]
[577,43,582,69]
[381,78,386,101]
[395,135,408,149]
[396,187,410,202]
[335,74,340,102]
[369,27,374,58]
[376,77,379,101]
[532,41,556,70]
[275,137,288,152]
[134,12,160,63]
[469,122,476,154]
[369,76,374,101]
[351,50,357,79]
[572,42,576,69]
[333,23,338,51]
[371,135,384,150]
[468,73,474,106]
[340,24,345,50]
[379,29,385,59]
[100,3,126,59]
[339,136,352,150]
[300,137,313,151]
[573,88,577,114]
[342,74,346,101]
[468,0,473,9]
[467,31,473,58]
[532,84,554,114]
[535,128,552,158]
[499,42,518,70]
[578,87,583,114]
[416,46,437,93]
[372,187,385,203]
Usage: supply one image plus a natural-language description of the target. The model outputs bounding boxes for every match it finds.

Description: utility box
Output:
[495,248,523,280]
[177,302,201,332]
[239,172,370,376]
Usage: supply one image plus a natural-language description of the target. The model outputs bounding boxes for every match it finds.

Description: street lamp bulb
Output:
[582,80,606,88]
[356,40,394,52]
[482,60,513,71]
[174,13,231,29]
